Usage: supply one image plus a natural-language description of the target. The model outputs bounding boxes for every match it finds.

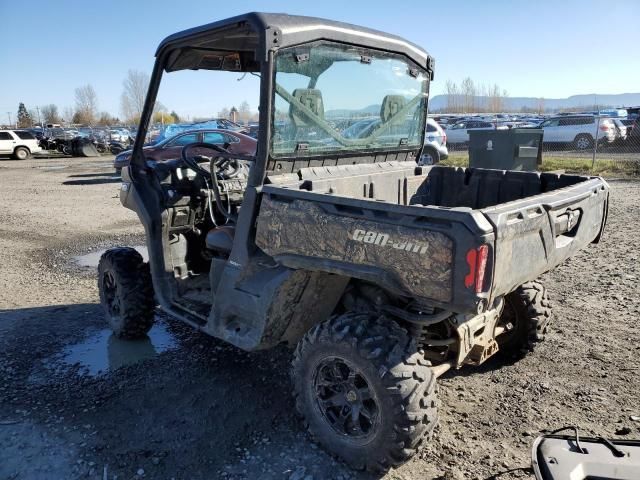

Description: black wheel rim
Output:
[312,357,378,439]
[102,271,121,320]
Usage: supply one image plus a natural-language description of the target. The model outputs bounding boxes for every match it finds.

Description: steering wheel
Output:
[181,142,252,223]
[181,142,241,179]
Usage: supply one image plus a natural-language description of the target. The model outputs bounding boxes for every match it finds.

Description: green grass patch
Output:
[440,152,640,177]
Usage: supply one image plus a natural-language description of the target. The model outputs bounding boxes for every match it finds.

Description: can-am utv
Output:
[99,12,609,472]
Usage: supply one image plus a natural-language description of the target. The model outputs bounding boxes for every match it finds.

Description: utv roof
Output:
[156,12,433,75]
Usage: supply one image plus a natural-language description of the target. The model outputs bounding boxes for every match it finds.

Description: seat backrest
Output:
[380,95,406,122]
[289,89,324,128]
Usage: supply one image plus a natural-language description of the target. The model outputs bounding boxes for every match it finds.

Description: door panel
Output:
[0,132,15,152]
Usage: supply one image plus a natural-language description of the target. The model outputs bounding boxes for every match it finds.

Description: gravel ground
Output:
[1,156,639,480]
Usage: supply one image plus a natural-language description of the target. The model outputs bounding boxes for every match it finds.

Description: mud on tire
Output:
[98,247,155,339]
[497,281,552,357]
[291,313,438,473]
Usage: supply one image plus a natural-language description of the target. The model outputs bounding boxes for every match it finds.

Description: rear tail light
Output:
[465,245,489,294]
[600,124,610,132]
[442,130,447,145]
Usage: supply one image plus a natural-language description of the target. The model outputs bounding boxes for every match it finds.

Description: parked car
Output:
[0,129,42,159]
[113,128,257,172]
[628,117,640,147]
[610,118,628,142]
[110,129,131,143]
[538,115,616,150]
[153,119,248,145]
[419,118,448,164]
[342,118,379,139]
[246,123,259,139]
[445,120,506,144]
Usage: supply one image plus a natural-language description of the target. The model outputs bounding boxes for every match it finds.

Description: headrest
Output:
[289,89,324,127]
[380,95,406,122]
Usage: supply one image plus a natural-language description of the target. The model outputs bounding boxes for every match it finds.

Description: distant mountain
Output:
[325,93,640,117]
[326,104,380,117]
[428,93,640,112]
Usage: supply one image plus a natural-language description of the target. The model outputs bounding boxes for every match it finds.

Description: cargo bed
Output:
[256,162,609,313]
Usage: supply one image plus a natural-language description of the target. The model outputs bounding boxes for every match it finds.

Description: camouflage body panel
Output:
[255,195,453,302]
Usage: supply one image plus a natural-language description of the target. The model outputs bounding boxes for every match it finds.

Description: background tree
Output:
[28,109,39,126]
[17,103,32,128]
[41,104,61,125]
[445,80,460,113]
[217,107,230,119]
[120,69,149,123]
[62,106,74,125]
[238,101,251,124]
[97,112,118,126]
[153,111,175,124]
[74,84,98,124]
[170,110,181,123]
[460,77,476,113]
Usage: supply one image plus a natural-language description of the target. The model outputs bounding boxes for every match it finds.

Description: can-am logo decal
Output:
[351,229,429,254]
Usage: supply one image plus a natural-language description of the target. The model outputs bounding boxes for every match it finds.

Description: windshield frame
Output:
[269,41,430,162]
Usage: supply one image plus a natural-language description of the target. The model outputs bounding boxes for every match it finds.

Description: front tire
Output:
[419,146,440,166]
[496,281,552,358]
[292,313,438,472]
[574,134,593,150]
[98,247,155,339]
[13,147,30,160]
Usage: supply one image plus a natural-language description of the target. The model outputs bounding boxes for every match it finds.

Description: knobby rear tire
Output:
[292,312,438,473]
[497,281,552,358]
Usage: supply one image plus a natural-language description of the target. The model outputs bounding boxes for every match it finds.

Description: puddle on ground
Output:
[74,246,148,268]
[52,322,177,376]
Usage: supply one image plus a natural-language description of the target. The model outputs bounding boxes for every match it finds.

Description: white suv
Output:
[419,118,448,165]
[0,130,42,159]
[538,115,616,150]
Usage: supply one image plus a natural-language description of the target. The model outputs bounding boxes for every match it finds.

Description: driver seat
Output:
[288,89,324,141]
[380,95,406,122]
[205,225,235,255]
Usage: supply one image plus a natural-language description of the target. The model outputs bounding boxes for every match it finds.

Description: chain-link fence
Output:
[434,112,640,176]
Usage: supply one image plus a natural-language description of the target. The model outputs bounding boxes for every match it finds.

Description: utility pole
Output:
[36,106,42,128]
[7,112,12,128]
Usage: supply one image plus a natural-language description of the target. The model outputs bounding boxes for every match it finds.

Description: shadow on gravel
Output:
[63,177,120,185]
[0,303,363,479]
[67,172,119,178]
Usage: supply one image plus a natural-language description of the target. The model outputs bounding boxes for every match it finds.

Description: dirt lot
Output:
[1,156,639,480]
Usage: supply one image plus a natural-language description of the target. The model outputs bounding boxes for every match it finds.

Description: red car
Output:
[113,129,256,171]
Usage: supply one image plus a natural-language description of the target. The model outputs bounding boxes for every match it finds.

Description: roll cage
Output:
[130,12,434,183]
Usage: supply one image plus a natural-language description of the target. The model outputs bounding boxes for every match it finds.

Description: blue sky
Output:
[1,0,638,120]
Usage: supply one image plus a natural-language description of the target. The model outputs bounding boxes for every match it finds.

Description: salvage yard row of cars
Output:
[436,112,639,150]
[2,110,638,161]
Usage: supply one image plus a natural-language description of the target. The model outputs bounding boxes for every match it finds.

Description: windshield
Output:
[272,42,429,158]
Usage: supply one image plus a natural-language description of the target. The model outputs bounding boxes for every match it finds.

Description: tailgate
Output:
[482,177,609,298]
